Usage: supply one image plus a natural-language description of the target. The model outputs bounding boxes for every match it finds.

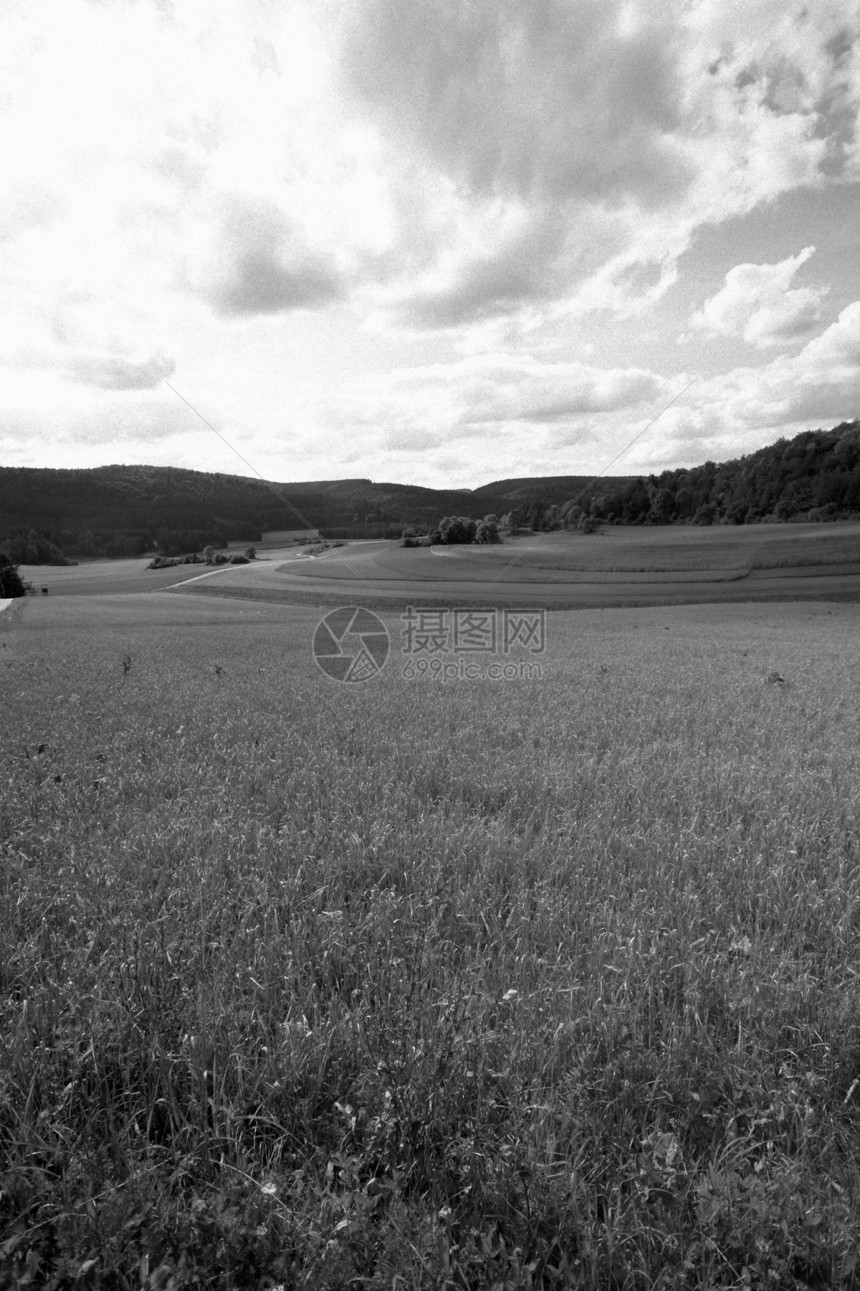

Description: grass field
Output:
[470,524,860,573]
[182,524,860,612]
[3,592,860,1288]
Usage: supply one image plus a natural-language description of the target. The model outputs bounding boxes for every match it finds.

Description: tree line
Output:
[424,420,860,539]
[578,420,860,527]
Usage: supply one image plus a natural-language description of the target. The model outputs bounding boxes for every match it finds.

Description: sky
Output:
[1,0,859,490]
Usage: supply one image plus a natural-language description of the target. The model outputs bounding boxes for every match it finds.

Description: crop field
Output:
[3,591,860,1288]
[186,524,860,612]
[18,524,860,611]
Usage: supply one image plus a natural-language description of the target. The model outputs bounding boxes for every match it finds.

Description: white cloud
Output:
[306,354,675,481]
[0,0,859,482]
[689,247,829,348]
[634,298,860,469]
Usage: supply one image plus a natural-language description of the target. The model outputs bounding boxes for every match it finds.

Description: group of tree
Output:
[459,422,860,534]
[577,421,860,527]
[0,528,75,565]
[410,515,503,545]
[147,546,254,570]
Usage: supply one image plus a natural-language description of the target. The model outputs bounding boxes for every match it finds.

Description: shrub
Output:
[230,554,250,564]
[437,516,477,544]
[400,528,431,547]
[474,517,501,544]
[0,552,26,597]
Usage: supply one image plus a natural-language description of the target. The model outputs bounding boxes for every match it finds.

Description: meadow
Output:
[198,523,860,611]
[2,591,860,1288]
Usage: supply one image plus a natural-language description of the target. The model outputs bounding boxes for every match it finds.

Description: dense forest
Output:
[571,419,860,528]
[1,420,858,563]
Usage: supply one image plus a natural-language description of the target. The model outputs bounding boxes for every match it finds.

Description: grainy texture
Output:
[2,595,860,1288]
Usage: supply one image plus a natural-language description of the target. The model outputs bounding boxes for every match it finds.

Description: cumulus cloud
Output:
[313,354,672,470]
[642,297,860,468]
[341,0,691,208]
[3,0,859,341]
[461,360,668,423]
[689,247,829,347]
[1,0,860,481]
[66,351,175,390]
[337,0,860,328]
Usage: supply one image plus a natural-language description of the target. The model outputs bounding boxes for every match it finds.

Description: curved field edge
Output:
[2,598,860,1288]
[168,569,860,611]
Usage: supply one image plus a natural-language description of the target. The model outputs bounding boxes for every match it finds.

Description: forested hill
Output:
[576,420,860,527]
[0,463,623,558]
[2,419,858,562]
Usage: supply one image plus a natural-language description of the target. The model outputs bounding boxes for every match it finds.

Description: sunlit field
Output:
[189,523,860,611]
[466,522,860,572]
[3,593,860,1288]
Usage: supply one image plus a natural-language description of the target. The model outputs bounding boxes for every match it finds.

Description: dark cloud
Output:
[335,0,696,329]
[393,208,623,328]
[208,198,344,317]
[214,248,343,315]
[66,352,175,390]
[341,0,691,207]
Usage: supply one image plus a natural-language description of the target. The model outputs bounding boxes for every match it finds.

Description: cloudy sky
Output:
[2,0,859,488]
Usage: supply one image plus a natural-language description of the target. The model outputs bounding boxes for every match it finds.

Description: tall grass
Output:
[2,601,860,1287]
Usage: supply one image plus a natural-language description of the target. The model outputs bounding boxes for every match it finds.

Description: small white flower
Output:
[261,1181,277,1196]
[502,989,519,1003]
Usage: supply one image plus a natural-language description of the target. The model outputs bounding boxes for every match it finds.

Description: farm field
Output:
[2,591,860,1287]
[16,523,860,612]
[14,547,316,599]
[190,523,860,611]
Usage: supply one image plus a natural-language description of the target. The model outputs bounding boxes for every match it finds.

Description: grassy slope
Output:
[2,595,860,1288]
[441,523,860,573]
